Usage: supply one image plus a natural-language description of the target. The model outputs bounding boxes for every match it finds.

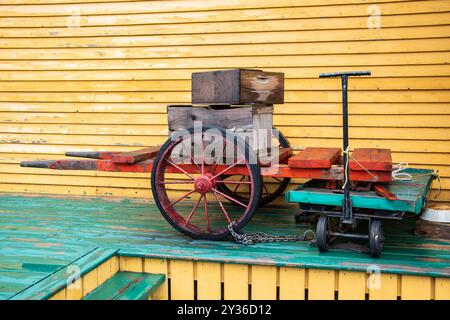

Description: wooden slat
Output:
[368,273,398,300]
[434,277,450,300]
[401,275,433,300]
[0,0,434,17]
[0,65,449,81]
[143,258,168,300]
[337,271,366,300]
[170,260,194,300]
[66,278,82,300]
[350,148,392,171]
[223,264,248,300]
[279,267,306,300]
[81,268,98,297]
[308,269,336,300]
[288,147,341,169]
[48,288,66,300]
[196,261,221,300]
[2,13,450,38]
[119,256,142,272]
[0,1,445,29]
[251,265,277,300]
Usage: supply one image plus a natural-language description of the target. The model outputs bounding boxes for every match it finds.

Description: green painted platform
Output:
[0,193,449,300]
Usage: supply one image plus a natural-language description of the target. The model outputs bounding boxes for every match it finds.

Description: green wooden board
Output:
[0,191,449,300]
[83,272,165,300]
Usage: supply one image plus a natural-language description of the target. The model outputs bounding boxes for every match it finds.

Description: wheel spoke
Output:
[215,180,251,185]
[212,190,232,224]
[203,194,211,231]
[184,194,203,226]
[263,182,269,194]
[159,180,195,185]
[165,158,195,180]
[200,131,205,175]
[272,177,283,183]
[211,158,245,180]
[232,176,246,193]
[190,155,202,173]
[212,187,248,208]
[167,189,196,208]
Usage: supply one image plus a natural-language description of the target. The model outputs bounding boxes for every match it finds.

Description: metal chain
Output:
[227,222,316,245]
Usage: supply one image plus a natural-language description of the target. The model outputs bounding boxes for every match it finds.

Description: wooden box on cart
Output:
[191,69,284,105]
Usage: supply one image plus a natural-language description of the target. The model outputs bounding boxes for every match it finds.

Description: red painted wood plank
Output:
[66,146,161,164]
[109,146,160,164]
[350,148,392,171]
[288,147,341,169]
[374,185,398,200]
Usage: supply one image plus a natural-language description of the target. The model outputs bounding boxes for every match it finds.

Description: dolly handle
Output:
[319,71,371,78]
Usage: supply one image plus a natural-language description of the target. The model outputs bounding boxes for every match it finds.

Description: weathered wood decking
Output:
[0,193,449,300]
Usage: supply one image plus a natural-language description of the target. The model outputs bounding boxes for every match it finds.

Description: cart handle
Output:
[319,71,371,78]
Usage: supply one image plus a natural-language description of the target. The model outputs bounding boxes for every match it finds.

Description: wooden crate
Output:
[167,104,273,152]
[191,69,284,105]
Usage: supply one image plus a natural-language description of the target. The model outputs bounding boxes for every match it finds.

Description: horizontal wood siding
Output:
[0,0,449,204]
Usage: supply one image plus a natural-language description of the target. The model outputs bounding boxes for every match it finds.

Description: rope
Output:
[342,146,379,189]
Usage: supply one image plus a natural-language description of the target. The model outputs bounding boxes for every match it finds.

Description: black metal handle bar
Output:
[319,71,371,78]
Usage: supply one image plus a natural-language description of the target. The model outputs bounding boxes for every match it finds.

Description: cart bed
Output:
[286,168,435,215]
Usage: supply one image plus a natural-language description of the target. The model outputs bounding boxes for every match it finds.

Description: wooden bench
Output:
[83,272,165,300]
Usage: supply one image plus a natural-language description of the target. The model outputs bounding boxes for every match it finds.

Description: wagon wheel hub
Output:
[194,175,215,194]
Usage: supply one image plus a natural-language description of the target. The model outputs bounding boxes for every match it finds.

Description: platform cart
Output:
[20,69,437,257]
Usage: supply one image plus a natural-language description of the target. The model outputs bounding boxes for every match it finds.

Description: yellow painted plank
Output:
[369,273,398,300]
[0,51,447,68]
[308,269,336,300]
[0,12,450,39]
[434,278,450,300]
[3,112,450,129]
[82,269,98,297]
[48,288,66,300]
[2,12,449,38]
[110,256,119,274]
[401,275,433,300]
[0,0,430,17]
[338,271,366,300]
[97,258,112,286]
[170,260,194,300]
[279,267,306,300]
[1,38,448,60]
[251,265,277,300]
[66,278,83,300]
[0,0,443,29]
[1,89,449,103]
[2,77,450,92]
[119,256,142,272]
[0,65,448,82]
[196,261,222,300]
[6,101,448,116]
[143,258,169,300]
[223,263,248,300]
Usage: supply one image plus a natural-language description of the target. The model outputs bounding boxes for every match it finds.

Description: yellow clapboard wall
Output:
[0,0,449,204]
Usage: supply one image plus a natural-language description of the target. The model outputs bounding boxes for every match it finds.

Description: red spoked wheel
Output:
[217,127,291,206]
[151,126,262,240]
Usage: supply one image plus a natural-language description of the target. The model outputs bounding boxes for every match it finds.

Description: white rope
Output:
[391,162,413,181]
[342,146,350,189]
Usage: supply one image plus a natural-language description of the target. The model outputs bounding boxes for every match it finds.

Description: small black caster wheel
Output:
[369,220,384,257]
[316,215,329,252]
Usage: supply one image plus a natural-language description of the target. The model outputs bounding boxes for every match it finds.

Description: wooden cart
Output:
[20,69,436,257]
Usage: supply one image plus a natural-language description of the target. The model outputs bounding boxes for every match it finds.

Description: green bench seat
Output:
[83,272,165,300]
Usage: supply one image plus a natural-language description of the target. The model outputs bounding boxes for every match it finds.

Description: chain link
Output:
[227,221,316,245]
